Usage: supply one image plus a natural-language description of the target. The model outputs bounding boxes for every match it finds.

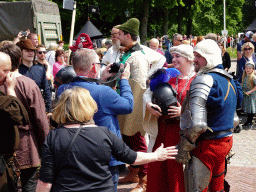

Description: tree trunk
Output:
[186,0,193,36]
[177,6,183,34]
[140,0,150,45]
[163,8,169,35]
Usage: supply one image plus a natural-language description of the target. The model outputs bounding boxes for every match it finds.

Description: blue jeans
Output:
[109,166,119,192]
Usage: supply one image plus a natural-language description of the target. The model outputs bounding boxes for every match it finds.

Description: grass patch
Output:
[226,47,237,59]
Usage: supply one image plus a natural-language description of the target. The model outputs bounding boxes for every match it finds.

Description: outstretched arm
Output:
[133,144,177,165]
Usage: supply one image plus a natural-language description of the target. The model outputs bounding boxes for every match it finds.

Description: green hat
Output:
[117,18,140,36]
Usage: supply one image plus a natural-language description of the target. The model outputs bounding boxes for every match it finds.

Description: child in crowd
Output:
[242,62,256,129]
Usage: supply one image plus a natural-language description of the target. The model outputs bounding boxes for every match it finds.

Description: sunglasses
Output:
[176,39,183,42]
[244,48,252,51]
[38,51,47,54]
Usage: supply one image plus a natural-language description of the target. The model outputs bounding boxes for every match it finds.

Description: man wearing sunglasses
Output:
[36,44,53,84]
[102,26,121,65]
[164,33,183,68]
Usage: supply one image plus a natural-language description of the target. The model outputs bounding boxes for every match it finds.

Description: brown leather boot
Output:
[131,175,147,192]
[118,166,139,184]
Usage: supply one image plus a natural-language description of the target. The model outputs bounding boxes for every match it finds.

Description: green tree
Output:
[51,0,244,43]
[189,0,244,36]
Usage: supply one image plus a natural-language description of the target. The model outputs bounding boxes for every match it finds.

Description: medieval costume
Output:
[1,75,50,191]
[143,45,196,192]
[0,90,29,192]
[116,18,150,191]
[176,40,243,192]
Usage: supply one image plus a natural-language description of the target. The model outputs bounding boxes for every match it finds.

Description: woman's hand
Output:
[167,101,181,118]
[154,143,178,161]
[133,144,178,165]
[146,102,162,117]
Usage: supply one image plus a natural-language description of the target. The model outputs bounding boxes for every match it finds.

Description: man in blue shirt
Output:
[57,48,133,192]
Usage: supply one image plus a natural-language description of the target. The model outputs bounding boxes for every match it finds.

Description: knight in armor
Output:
[175,39,243,192]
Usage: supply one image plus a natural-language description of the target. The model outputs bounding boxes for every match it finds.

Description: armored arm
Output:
[176,74,214,164]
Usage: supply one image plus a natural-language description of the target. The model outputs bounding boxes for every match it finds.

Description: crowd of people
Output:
[0,16,255,192]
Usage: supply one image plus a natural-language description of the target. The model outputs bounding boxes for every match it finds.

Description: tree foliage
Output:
[6,0,248,42]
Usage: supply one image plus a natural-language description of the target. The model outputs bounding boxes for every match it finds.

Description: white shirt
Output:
[102,47,121,65]
[45,50,55,75]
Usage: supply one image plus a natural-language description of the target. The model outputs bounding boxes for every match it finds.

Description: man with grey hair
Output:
[57,48,133,192]
[102,26,121,65]
[164,33,183,68]
[172,33,183,45]
[204,33,218,42]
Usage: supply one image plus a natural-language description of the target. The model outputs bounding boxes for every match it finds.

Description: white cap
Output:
[170,44,194,61]
[245,31,254,41]
[245,31,253,38]
[194,39,222,73]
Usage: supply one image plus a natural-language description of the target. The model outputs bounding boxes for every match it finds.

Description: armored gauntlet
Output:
[176,136,196,164]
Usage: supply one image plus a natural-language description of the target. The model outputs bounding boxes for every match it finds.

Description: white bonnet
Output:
[194,39,222,72]
[170,44,194,61]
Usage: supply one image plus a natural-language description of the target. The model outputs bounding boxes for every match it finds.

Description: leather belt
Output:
[201,129,232,140]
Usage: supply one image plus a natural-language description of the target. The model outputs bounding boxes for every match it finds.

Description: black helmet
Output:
[152,83,177,116]
[54,66,76,87]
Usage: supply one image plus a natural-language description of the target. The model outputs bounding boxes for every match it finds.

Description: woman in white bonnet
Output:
[144,44,196,192]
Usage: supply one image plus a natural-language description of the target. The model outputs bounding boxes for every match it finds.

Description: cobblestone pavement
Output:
[118,60,256,191]
[118,117,256,192]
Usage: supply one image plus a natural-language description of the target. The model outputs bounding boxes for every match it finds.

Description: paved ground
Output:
[118,60,256,191]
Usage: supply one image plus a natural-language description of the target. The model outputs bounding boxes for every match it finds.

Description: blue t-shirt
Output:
[164,50,173,64]
[57,78,134,166]
[205,65,243,138]
[237,39,245,52]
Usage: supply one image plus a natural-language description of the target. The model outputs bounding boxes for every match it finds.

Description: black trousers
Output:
[246,113,255,123]
[20,167,38,192]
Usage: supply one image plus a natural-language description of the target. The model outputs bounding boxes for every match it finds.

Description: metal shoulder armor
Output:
[181,74,214,143]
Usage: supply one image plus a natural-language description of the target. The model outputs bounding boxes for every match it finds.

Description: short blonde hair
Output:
[52,87,98,124]
[242,42,254,55]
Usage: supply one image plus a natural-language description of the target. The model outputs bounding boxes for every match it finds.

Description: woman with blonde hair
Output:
[36,86,177,192]
[237,42,256,82]
[241,62,256,129]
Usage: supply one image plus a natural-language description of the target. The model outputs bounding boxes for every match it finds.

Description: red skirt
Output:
[146,117,185,192]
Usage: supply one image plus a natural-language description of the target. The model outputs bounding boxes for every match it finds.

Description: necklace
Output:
[175,72,194,102]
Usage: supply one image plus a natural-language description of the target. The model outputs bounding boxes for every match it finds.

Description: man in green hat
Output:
[117,18,149,192]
